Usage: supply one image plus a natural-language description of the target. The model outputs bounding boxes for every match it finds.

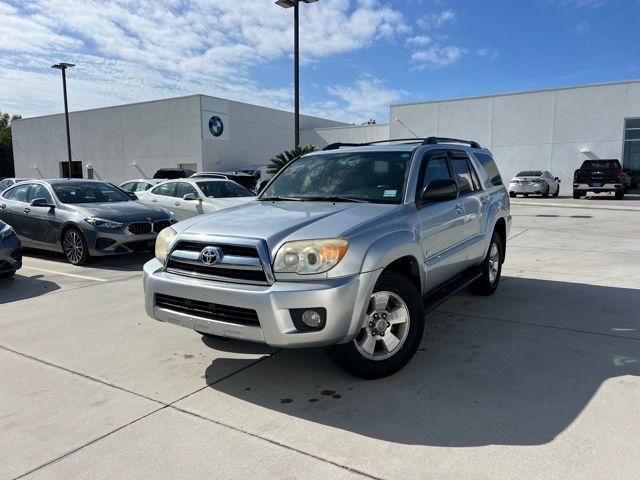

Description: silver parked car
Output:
[0,220,21,278]
[0,179,173,265]
[144,137,511,378]
[509,170,560,197]
[135,178,255,221]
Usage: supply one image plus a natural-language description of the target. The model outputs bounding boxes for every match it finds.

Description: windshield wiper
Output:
[259,196,305,202]
[299,196,371,203]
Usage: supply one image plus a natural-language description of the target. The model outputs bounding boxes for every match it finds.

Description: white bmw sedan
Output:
[509,170,561,198]
[136,178,256,221]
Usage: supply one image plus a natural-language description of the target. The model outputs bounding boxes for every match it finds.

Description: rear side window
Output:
[151,183,176,197]
[136,182,153,191]
[3,184,30,202]
[121,182,136,192]
[475,153,503,187]
[450,158,478,195]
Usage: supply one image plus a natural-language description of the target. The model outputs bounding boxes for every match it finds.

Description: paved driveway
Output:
[1,203,638,480]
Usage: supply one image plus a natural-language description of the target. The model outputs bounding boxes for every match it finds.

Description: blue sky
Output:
[0,0,638,122]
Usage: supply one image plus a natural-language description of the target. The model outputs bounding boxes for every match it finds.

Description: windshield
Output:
[260,151,411,204]
[516,171,542,177]
[196,181,255,198]
[52,182,131,204]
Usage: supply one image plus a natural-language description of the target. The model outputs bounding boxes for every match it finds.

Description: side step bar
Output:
[422,267,483,314]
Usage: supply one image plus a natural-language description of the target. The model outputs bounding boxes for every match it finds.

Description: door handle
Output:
[0,204,5,210]
[151,199,158,203]
[23,208,31,214]
[173,202,181,206]
[454,204,464,215]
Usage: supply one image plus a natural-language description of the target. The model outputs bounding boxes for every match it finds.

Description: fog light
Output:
[302,310,322,328]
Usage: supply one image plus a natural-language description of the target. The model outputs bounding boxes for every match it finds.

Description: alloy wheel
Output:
[354,291,411,361]
[63,231,84,264]
[488,242,500,284]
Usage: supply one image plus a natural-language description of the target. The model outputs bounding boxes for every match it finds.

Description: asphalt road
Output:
[1,202,639,480]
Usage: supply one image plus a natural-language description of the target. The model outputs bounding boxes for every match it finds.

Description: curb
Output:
[511,199,640,212]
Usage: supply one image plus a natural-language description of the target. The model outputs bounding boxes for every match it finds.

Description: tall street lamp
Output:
[51,62,75,178]
[275,0,317,149]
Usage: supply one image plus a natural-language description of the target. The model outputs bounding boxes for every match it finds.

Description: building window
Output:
[60,161,83,179]
[623,118,640,188]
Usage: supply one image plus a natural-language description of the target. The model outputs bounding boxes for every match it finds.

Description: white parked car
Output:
[119,179,163,193]
[136,178,255,221]
[509,170,560,198]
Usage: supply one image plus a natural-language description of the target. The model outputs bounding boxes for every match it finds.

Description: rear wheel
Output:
[469,232,503,296]
[542,185,550,198]
[573,190,582,199]
[615,189,625,200]
[325,271,425,379]
[509,191,516,198]
[553,185,560,197]
[62,227,90,265]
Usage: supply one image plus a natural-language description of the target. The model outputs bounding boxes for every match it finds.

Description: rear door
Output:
[448,151,486,265]
[416,150,468,291]
[26,183,60,248]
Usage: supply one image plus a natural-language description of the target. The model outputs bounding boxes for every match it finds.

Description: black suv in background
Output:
[573,159,630,200]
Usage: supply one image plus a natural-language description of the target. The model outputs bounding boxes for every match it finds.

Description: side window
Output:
[121,182,136,193]
[0,179,11,191]
[450,158,478,195]
[175,182,198,198]
[474,152,503,187]
[151,183,175,197]
[4,184,30,202]
[420,157,452,193]
[136,182,152,192]
[28,184,54,204]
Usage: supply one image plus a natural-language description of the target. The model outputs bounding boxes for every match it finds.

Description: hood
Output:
[204,197,255,208]
[66,201,170,221]
[178,201,398,250]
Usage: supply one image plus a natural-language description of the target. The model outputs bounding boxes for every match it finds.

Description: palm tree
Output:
[268,145,318,175]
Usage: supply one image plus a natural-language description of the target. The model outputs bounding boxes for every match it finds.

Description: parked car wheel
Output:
[542,185,550,198]
[509,191,516,198]
[469,232,503,296]
[573,191,582,199]
[0,270,16,278]
[615,190,625,200]
[325,271,425,379]
[553,185,560,197]
[62,227,90,265]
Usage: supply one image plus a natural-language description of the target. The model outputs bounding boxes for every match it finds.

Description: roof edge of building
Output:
[314,123,389,131]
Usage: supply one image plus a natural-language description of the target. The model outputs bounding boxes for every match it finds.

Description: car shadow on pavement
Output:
[21,249,152,272]
[0,273,60,304]
[200,276,640,447]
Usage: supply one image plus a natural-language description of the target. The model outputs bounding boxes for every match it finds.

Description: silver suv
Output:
[143,137,511,378]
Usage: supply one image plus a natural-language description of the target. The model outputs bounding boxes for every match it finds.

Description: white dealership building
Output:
[11,94,346,184]
[12,79,640,192]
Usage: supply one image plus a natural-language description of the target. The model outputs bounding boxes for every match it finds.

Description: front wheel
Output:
[553,185,560,197]
[509,191,516,198]
[62,227,90,265]
[325,271,425,379]
[542,185,550,198]
[573,191,582,199]
[615,190,625,200]
[469,232,503,296]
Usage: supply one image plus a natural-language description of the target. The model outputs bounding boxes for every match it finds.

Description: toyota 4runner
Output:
[143,137,511,379]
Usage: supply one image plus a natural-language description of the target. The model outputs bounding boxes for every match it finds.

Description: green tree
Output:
[0,111,21,178]
[267,144,318,175]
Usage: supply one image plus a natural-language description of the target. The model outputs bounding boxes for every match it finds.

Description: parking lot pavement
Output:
[511,192,640,211]
[1,203,639,479]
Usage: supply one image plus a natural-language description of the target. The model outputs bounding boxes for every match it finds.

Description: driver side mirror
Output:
[30,198,55,208]
[421,179,459,203]
[182,193,199,201]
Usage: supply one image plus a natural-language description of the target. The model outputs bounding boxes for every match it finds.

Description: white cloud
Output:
[411,45,466,69]
[319,75,406,123]
[554,0,605,8]
[476,48,499,60]
[0,0,409,118]
[417,9,456,29]
[407,35,432,46]
[574,20,591,33]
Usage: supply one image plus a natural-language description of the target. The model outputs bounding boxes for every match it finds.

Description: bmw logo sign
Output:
[208,116,224,137]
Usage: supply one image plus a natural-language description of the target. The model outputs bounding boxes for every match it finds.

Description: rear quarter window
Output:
[474,153,503,187]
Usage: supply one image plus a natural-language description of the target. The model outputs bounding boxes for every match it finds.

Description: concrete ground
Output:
[1,202,639,480]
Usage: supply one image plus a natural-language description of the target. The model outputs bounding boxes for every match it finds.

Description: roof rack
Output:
[422,137,482,149]
[322,137,482,151]
[322,138,427,151]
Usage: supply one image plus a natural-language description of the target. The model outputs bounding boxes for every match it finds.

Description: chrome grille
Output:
[165,237,273,285]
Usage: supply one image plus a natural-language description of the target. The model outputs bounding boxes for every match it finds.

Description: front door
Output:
[0,183,32,243]
[172,182,204,220]
[416,151,468,291]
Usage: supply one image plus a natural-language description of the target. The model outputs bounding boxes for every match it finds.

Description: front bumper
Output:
[143,258,379,348]
[0,234,22,274]
[509,183,546,194]
[573,183,622,192]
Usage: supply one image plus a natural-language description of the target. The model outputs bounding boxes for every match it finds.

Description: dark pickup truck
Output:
[573,159,630,200]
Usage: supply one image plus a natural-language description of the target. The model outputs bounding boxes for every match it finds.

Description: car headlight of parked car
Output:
[155,227,177,263]
[0,224,15,240]
[84,217,124,229]
[274,238,349,274]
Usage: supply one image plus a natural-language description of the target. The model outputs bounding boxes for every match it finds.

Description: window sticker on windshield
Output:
[383,189,397,197]
[401,153,411,158]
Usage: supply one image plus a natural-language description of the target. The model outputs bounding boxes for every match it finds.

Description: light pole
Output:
[275,0,317,149]
[51,62,75,178]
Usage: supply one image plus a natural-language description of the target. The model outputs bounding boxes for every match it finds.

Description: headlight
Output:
[0,225,15,240]
[273,238,348,274]
[84,217,124,229]
[155,227,177,263]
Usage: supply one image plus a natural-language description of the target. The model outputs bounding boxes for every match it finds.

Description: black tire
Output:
[0,270,16,278]
[523,193,529,198]
[615,190,624,200]
[62,227,90,265]
[469,232,503,296]
[553,185,560,197]
[325,271,425,380]
[509,191,516,198]
[542,185,550,198]
[573,191,581,199]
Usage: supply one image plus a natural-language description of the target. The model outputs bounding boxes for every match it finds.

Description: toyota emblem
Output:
[199,246,222,265]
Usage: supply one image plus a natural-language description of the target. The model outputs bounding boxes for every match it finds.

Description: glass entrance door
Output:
[623,118,640,190]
